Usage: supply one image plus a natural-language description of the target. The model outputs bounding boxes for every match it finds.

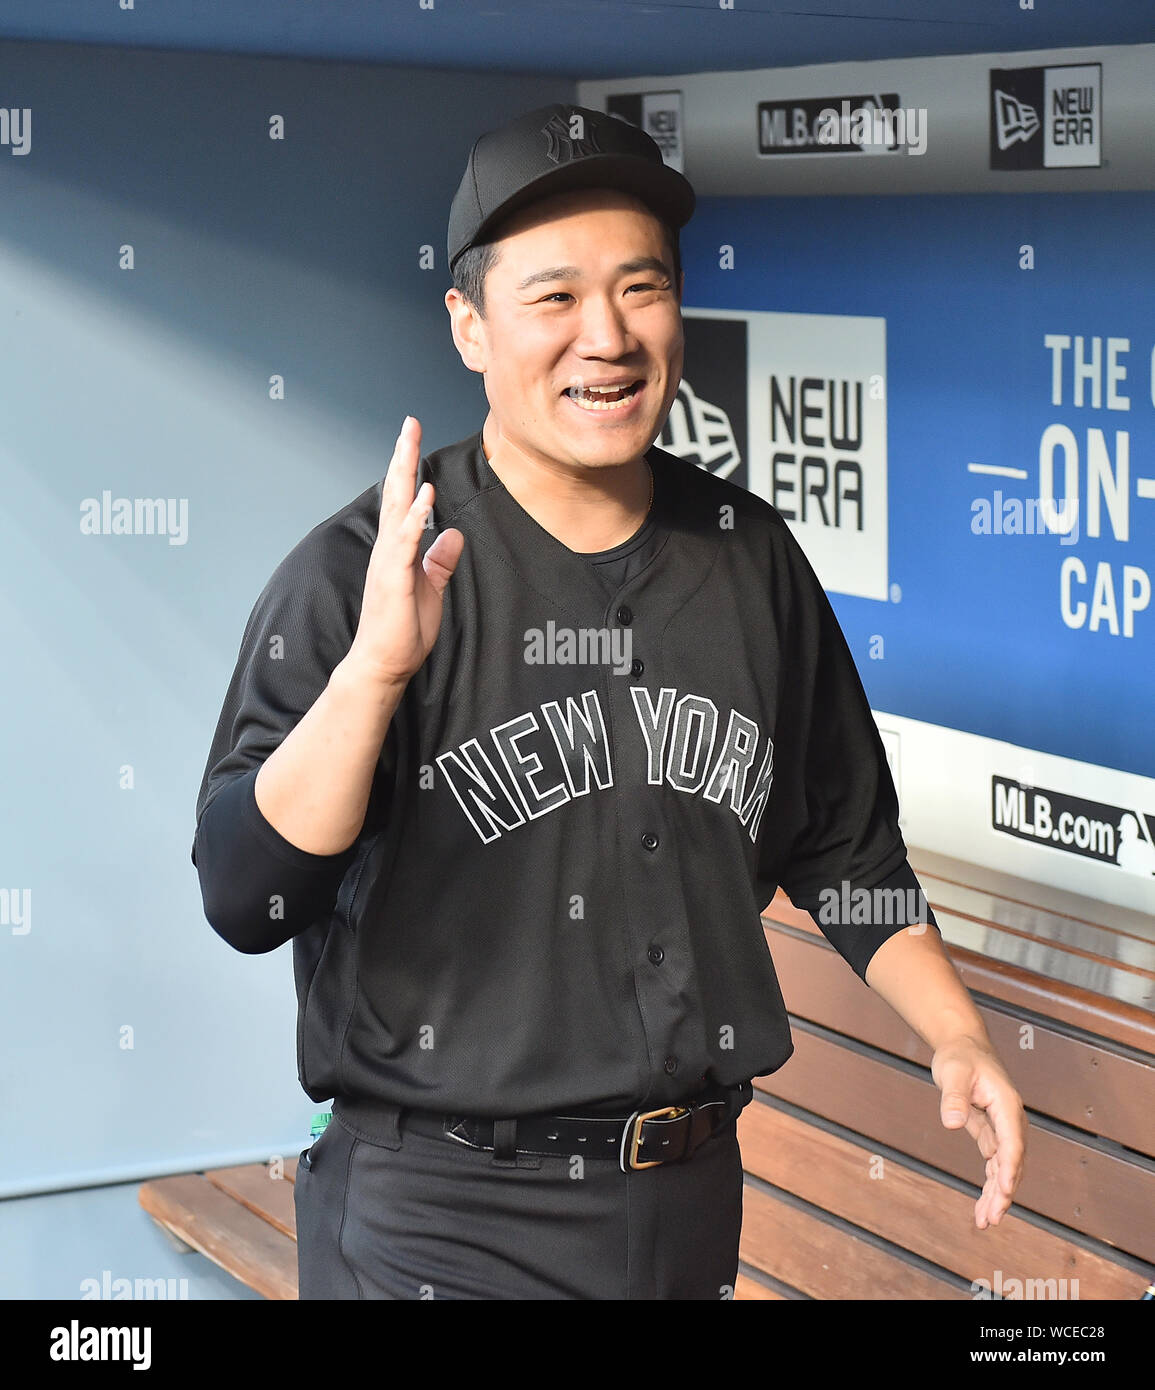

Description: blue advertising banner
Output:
[674,192,1155,781]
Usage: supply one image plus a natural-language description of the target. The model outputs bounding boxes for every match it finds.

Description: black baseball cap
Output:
[447,102,695,275]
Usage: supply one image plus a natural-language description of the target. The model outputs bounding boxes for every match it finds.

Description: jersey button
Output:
[641,831,659,851]
[647,944,664,965]
[629,658,644,678]
[663,1056,678,1075]
[616,605,633,625]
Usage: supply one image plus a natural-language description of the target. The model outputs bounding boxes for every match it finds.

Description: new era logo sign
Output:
[605,92,685,172]
[990,64,1101,169]
[663,379,743,481]
[660,315,748,489]
[668,309,889,601]
[993,90,1040,151]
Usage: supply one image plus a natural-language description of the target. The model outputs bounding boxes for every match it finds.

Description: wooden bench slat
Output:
[938,911,1154,1012]
[738,1181,967,1299]
[949,947,1155,1052]
[762,908,1155,1054]
[139,1174,298,1300]
[733,1271,788,1300]
[933,904,1155,987]
[204,1164,297,1239]
[915,875,1155,960]
[739,1098,1145,1298]
[755,1025,1155,1263]
[765,878,1155,997]
[766,922,1155,1156]
[908,847,1155,941]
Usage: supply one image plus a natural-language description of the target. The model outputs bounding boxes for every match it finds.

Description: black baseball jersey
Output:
[192,430,939,1135]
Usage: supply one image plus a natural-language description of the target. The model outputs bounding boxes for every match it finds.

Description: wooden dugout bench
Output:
[738,849,1155,1301]
[141,848,1155,1300]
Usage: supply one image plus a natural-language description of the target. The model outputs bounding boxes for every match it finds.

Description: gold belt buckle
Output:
[621,1105,688,1171]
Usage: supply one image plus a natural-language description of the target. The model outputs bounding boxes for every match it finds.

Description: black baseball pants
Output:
[294,1104,744,1300]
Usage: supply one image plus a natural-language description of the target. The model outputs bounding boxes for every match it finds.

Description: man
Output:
[192,102,1026,1300]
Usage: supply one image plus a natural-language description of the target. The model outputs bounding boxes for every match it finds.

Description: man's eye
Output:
[539,284,668,304]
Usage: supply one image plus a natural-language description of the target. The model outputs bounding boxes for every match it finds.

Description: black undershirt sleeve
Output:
[192,766,359,955]
[191,512,385,955]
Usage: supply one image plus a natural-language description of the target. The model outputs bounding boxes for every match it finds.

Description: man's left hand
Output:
[931,1034,1028,1229]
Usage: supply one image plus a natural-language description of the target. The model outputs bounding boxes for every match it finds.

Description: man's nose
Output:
[572,296,634,358]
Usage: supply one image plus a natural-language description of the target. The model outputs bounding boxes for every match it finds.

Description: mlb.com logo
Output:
[662,308,889,601]
[992,777,1155,878]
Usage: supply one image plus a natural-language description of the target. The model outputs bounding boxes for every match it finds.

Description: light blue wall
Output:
[0,35,569,1291]
[0,1182,263,1300]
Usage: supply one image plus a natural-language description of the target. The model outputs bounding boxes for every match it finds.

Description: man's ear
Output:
[445,288,488,375]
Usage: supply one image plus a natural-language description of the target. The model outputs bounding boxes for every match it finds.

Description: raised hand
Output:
[347,416,465,689]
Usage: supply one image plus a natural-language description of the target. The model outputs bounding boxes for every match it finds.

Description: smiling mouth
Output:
[565,380,644,411]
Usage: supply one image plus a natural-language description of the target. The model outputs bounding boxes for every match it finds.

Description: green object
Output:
[310,1111,333,1142]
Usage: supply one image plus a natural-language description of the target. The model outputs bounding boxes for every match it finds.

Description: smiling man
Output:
[192,102,1026,1301]
[450,183,682,555]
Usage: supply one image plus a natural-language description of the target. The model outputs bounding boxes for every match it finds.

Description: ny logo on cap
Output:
[542,111,602,164]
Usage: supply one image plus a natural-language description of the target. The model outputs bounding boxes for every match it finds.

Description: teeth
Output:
[571,394,632,411]
[567,382,639,410]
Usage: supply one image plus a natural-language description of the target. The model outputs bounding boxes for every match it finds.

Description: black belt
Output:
[400,1081,753,1173]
